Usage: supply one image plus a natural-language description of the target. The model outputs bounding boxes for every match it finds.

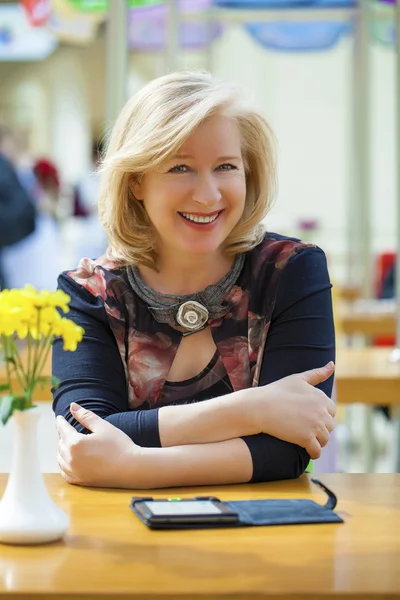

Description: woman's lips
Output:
[178,210,224,231]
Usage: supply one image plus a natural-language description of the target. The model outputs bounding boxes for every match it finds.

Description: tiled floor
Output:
[0,402,397,474]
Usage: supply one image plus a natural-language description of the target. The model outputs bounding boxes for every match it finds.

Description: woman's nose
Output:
[192,174,222,207]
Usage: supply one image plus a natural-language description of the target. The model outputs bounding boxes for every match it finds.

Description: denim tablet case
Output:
[130,478,344,530]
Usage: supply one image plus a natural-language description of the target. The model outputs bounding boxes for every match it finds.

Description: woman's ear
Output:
[131,178,144,200]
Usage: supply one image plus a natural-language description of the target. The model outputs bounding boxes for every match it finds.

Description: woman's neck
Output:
[138,252,234,296]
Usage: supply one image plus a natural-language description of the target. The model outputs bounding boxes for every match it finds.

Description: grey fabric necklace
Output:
[126,253,245,336]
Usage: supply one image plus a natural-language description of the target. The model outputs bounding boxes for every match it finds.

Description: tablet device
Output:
[132,497,238,526]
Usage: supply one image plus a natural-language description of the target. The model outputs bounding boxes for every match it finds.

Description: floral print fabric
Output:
[67,233,313,409]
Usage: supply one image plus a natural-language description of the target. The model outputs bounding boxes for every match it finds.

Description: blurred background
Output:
[0,0,399,475]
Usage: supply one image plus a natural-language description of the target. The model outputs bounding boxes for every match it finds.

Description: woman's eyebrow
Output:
[173,154,242,161]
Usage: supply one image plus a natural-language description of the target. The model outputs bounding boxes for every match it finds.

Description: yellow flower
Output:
[0,315,16,337]
[0,285,84,346]
[0,285,84,348]
[0,285,84,424]
[0,286,72,339]
[57,319,84,352]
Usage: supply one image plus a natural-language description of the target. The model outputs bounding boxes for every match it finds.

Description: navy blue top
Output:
[52,233,335,483]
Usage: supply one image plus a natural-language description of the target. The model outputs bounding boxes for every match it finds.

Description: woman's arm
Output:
[52,274,161,446]
[239,245,336,481]
[57,362,334,489]
[56,404,253,488]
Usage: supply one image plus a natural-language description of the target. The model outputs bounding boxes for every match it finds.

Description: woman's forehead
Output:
[177,115,242,157]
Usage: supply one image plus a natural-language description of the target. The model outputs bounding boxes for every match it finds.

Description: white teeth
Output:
[180,212,219,224]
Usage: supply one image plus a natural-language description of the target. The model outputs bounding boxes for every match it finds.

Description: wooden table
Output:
[335,346,400,405]
[338,299,396,337]
[335,285,362,304]
[341,311,396,336]
[0,473,399,600]
[335,346,400,472]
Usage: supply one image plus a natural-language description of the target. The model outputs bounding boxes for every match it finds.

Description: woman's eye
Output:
[168,164,190,173]
[217,163,237,171]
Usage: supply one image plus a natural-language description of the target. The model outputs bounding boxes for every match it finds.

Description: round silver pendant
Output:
[176,301,209,332]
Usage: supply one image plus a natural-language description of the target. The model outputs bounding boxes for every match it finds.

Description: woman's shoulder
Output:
[259,234,332,319]
[252,230,316,257]
[244,232,329,314]
[248,231,323,273]
[59,255,127,303]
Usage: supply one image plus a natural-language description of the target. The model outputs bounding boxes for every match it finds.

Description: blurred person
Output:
[2,149,63,291]
[0,123,36,289]
[381,262,395,300]
[33,158,61,220]
[13,128,38,199]
[53,71,336,489]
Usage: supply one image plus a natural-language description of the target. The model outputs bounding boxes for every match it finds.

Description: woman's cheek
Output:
[168,178,193,200]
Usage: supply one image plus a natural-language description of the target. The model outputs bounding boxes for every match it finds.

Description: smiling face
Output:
[132,114,246,264]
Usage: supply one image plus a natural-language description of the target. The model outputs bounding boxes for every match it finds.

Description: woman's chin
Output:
[181,245,221,258]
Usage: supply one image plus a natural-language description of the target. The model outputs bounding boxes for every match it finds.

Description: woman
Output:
[53,71,335,489]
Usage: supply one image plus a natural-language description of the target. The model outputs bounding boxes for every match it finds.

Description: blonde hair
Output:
[98,70,277,269]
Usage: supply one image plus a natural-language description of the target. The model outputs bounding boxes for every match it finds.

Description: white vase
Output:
[0,408,70,545]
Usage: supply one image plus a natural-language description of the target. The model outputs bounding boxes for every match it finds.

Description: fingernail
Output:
[326,361,334,369]
[70,402,79,411]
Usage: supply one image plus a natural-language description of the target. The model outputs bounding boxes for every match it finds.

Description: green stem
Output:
[30,308,42,385]
[22,307,45,407]
[1,334,13,395]
[32,335,53,391]
[8,338,28,388]
[27,332,33,385]
[32,333,52,380]
[7,337,26,390]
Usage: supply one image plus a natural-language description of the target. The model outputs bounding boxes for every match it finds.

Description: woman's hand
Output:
[56,402,140,488]
[256,362,336,459]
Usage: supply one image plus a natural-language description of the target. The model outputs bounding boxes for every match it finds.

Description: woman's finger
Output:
[57,449,75,483]
[327,398,336,418]
[325,415,335,433]
[57,437,70,464]
[306,437,322,460]
[69,402,109,434]
[316,426,330,449]
[56,415,80,442]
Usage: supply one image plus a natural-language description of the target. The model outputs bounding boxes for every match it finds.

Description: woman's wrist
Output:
[237,386,268,435]
[226,387,262,436]
[158,387,259,448]
[121,445,152,489]
[124,445,179,489]
[245,383,283,438]
[205,387,260,439]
